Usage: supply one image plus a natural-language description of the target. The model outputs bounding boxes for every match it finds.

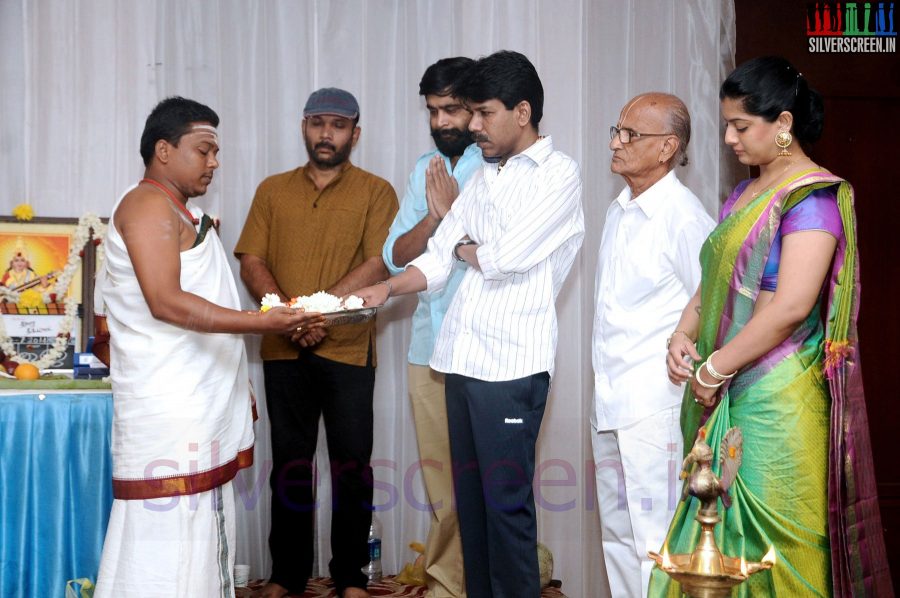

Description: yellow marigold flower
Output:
[18,289,43,309]
[12,204,34,221]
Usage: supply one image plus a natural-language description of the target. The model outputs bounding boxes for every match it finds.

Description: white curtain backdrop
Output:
[0,1,736,595]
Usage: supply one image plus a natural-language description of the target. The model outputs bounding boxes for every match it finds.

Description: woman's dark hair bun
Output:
[720,56,824,143]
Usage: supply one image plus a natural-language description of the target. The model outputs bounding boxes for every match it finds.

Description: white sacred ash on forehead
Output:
[189,124,219,145]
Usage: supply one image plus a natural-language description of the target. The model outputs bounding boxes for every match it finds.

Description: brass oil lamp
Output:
[648,428,776,598]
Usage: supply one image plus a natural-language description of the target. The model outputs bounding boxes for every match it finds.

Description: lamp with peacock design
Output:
[648,427,776,598]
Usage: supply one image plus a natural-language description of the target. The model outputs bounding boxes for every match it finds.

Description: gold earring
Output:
[775,131,793,157]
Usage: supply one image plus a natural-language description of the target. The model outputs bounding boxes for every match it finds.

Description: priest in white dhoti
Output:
[93,97,323,598]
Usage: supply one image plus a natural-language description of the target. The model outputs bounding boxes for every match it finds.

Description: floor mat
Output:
[236,577,569,597]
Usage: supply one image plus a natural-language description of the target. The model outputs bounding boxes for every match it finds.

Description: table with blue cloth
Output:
[0,390,113,597]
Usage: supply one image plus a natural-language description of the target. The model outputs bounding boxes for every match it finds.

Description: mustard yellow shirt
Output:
[235,162,398,366]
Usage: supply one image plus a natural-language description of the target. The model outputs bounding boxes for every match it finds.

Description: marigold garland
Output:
[0,212,107,370]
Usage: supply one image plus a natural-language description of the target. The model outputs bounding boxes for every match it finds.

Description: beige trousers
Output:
[408,364,467,598]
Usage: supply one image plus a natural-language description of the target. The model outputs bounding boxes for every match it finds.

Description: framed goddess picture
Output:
[0,216,102,365]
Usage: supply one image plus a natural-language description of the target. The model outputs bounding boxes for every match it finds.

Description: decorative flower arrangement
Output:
[12,203,34,221]
[259,291,364,313]
[0,211,107,371]
[260,292,284,312]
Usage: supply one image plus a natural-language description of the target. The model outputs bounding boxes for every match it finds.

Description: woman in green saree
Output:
[649,57,892,597]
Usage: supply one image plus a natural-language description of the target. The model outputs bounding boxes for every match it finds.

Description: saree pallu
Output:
[648,170,892,597]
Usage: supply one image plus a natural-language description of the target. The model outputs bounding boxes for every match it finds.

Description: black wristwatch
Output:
[453,239,477,262]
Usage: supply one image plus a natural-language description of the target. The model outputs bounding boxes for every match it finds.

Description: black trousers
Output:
[445,372,550,598]
[264,351,375,594]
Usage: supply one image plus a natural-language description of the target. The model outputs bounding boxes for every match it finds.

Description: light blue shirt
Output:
[382,143,482,365]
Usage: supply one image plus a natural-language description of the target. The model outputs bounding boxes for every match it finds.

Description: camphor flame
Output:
[762,545,777,566]
[661,545,672,569]
[740,555,748,577]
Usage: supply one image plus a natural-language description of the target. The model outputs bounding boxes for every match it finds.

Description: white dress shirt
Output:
[410,135,584,382]
[592,170,714,430]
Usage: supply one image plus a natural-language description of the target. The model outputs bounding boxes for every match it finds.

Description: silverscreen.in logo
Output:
[807,2,896,52]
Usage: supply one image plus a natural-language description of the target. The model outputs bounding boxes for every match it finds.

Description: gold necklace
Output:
[747,158,801,200]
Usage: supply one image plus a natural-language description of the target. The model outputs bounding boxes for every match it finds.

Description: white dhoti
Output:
[94,188,254,596]
[591,405,682,598]
[94,482,237,598]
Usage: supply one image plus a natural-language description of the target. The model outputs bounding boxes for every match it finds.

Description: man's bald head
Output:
[621,93,691,167]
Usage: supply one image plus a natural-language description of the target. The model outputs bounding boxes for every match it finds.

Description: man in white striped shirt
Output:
[353,50,583,598]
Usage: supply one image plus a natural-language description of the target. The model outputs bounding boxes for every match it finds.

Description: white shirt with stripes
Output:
[409,135,584,382]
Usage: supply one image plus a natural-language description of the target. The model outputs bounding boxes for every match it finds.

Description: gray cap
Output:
[303,87,359,120]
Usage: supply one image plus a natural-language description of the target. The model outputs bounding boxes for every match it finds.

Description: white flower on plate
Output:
[260,293,285,312]
[342,295,364,310]
[290,291,343,313]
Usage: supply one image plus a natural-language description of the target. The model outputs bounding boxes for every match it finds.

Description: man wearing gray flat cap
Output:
[236,87,398,598]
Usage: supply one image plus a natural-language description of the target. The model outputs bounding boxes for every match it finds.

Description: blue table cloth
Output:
[0,391,113,597]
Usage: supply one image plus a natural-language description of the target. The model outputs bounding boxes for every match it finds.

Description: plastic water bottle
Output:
[363,514,383,581]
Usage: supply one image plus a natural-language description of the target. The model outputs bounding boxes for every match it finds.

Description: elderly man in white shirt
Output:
[354,51,583,598]
[592,93,714,598]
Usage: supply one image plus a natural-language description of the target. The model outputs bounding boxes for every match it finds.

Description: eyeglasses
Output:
[609,125,674,144]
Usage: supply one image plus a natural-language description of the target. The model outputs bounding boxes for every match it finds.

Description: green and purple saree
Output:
[648,170,892,597]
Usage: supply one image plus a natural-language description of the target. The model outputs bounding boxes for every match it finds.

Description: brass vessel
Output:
[648,428,775,597]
